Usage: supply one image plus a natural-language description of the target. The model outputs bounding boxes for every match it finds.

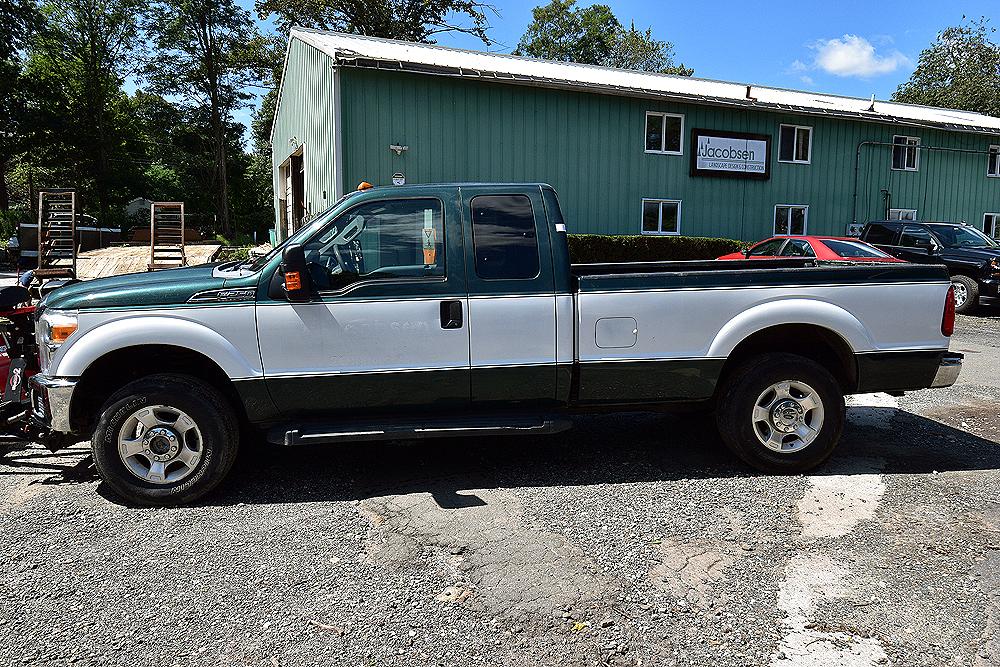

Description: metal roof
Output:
[289,27,1000,136]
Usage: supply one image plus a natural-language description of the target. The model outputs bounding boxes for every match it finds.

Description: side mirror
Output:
[281,244,311,302]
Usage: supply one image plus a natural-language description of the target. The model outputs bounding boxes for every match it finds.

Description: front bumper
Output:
[28,374,77,433]
[930,353,963,389]
[978,277,1000,306]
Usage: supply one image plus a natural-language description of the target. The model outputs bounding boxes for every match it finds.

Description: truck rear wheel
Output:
[91,374,239,506]
[951,275,978,314]
[716,353,845,474]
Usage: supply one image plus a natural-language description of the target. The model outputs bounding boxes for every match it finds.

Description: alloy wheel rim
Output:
[118,405,204,485]
[952,281,968,307]
[751,380,825,454]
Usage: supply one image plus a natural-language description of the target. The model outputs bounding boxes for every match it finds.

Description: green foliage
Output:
[214,245,253,262]
[15,0,144,219]
[567,234,748,264]
[893,17,1000,116]
[0,209,29,242]
[514,0,692,75]
[255,0,496,45]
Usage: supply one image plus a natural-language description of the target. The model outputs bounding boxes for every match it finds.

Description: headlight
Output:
[40,309,79,349]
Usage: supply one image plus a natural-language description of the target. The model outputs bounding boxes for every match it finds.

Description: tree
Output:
[143,0,270,235]
[893,18,1000,117]
[514,0,692,75]
[0,0,42,211]
[606,23,693,76]
[20,0,144,222]
[255,0,496,44]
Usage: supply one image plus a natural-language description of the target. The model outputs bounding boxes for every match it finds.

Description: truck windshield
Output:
[930,225,998,249]
[240,198,349,273]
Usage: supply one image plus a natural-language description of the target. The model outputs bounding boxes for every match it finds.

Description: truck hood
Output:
[42,264,234,310]
[939,247,1000,263]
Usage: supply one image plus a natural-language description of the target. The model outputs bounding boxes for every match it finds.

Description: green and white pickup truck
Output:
[29,183,961,505]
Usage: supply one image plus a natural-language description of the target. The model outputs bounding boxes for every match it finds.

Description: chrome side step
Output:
[268,416,572,446]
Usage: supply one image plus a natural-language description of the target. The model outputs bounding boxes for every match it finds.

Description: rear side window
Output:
[821,239,889,258]
[471,195,540,280]
[863,223,898,245]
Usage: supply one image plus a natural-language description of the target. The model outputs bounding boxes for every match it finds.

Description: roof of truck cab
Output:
[290,28,1000,136]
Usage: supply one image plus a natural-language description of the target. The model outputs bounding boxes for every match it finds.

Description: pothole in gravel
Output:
[358,488,618,627]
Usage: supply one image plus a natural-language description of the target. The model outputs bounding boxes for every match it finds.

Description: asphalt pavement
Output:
[0,312,998,667]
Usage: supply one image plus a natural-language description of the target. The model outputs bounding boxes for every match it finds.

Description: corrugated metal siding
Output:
[332,68,1000,240]
[270,40,339,236]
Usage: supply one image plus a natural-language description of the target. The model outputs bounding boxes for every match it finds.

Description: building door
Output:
[289,151,305,232]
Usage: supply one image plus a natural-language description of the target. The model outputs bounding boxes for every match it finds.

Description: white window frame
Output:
[773,204,808,236]
[985,212,1000,238]
[778,124,813,164]
[888,208,918,221]
[988,145,1000,178]
[891,135,920,172]
[640,198,682,236]
[644,111,684,156]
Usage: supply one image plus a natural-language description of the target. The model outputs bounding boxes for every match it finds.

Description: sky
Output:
[237,0,998,136]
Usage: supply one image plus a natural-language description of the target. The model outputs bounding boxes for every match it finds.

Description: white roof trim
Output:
[289,27,1000,135]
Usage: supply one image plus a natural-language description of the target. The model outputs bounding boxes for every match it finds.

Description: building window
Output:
[985,213,1000,238]
[989,145,1000,177]
[778,124,812,163]
[774,205,807,236]
[888,208,918,221]
[641,199,681,235]
[644,112,683,155]
[892,135,920,171]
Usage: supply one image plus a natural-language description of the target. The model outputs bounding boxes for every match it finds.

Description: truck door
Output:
[461,186,558,407]
[256,193,471,417]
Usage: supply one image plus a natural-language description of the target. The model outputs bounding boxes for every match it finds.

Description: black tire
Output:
[716,353,845,474]
[91,374,239,506]
[951,275,979,314]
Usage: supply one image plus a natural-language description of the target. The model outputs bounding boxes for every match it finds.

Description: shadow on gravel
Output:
[0,443,97,484]
[195,406,1000,508]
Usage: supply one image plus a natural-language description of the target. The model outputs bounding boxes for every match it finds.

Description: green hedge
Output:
[567,234,749,264]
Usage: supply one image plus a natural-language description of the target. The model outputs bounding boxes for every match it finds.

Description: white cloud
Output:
[799,75,814,86]
[809,35,910,78]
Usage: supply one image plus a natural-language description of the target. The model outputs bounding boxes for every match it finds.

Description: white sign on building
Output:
[691,130,771,180]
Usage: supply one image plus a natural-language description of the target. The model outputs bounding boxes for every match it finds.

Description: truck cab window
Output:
[899,225,936,250]
[471,194,540,280]
[301,198,445,291]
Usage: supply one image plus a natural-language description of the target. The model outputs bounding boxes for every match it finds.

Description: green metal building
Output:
[271,28,1000,243]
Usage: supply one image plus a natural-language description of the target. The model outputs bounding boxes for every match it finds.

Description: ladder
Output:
[148,202,186,271]
[35,189,77,279]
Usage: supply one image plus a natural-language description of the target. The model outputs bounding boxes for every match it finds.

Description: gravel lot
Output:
[2,312,1000,667]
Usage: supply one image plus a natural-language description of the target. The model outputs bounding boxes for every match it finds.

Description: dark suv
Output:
[861,221,1000,313]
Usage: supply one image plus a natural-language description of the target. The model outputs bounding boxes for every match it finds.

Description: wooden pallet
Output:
[36,190,77,278]
[148,202,186,271]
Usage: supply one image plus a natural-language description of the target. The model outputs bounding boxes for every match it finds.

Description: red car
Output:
[717,236,905,262]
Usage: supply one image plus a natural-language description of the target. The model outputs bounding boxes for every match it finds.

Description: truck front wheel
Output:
[716,354,845,474]
[91,374,239,506]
